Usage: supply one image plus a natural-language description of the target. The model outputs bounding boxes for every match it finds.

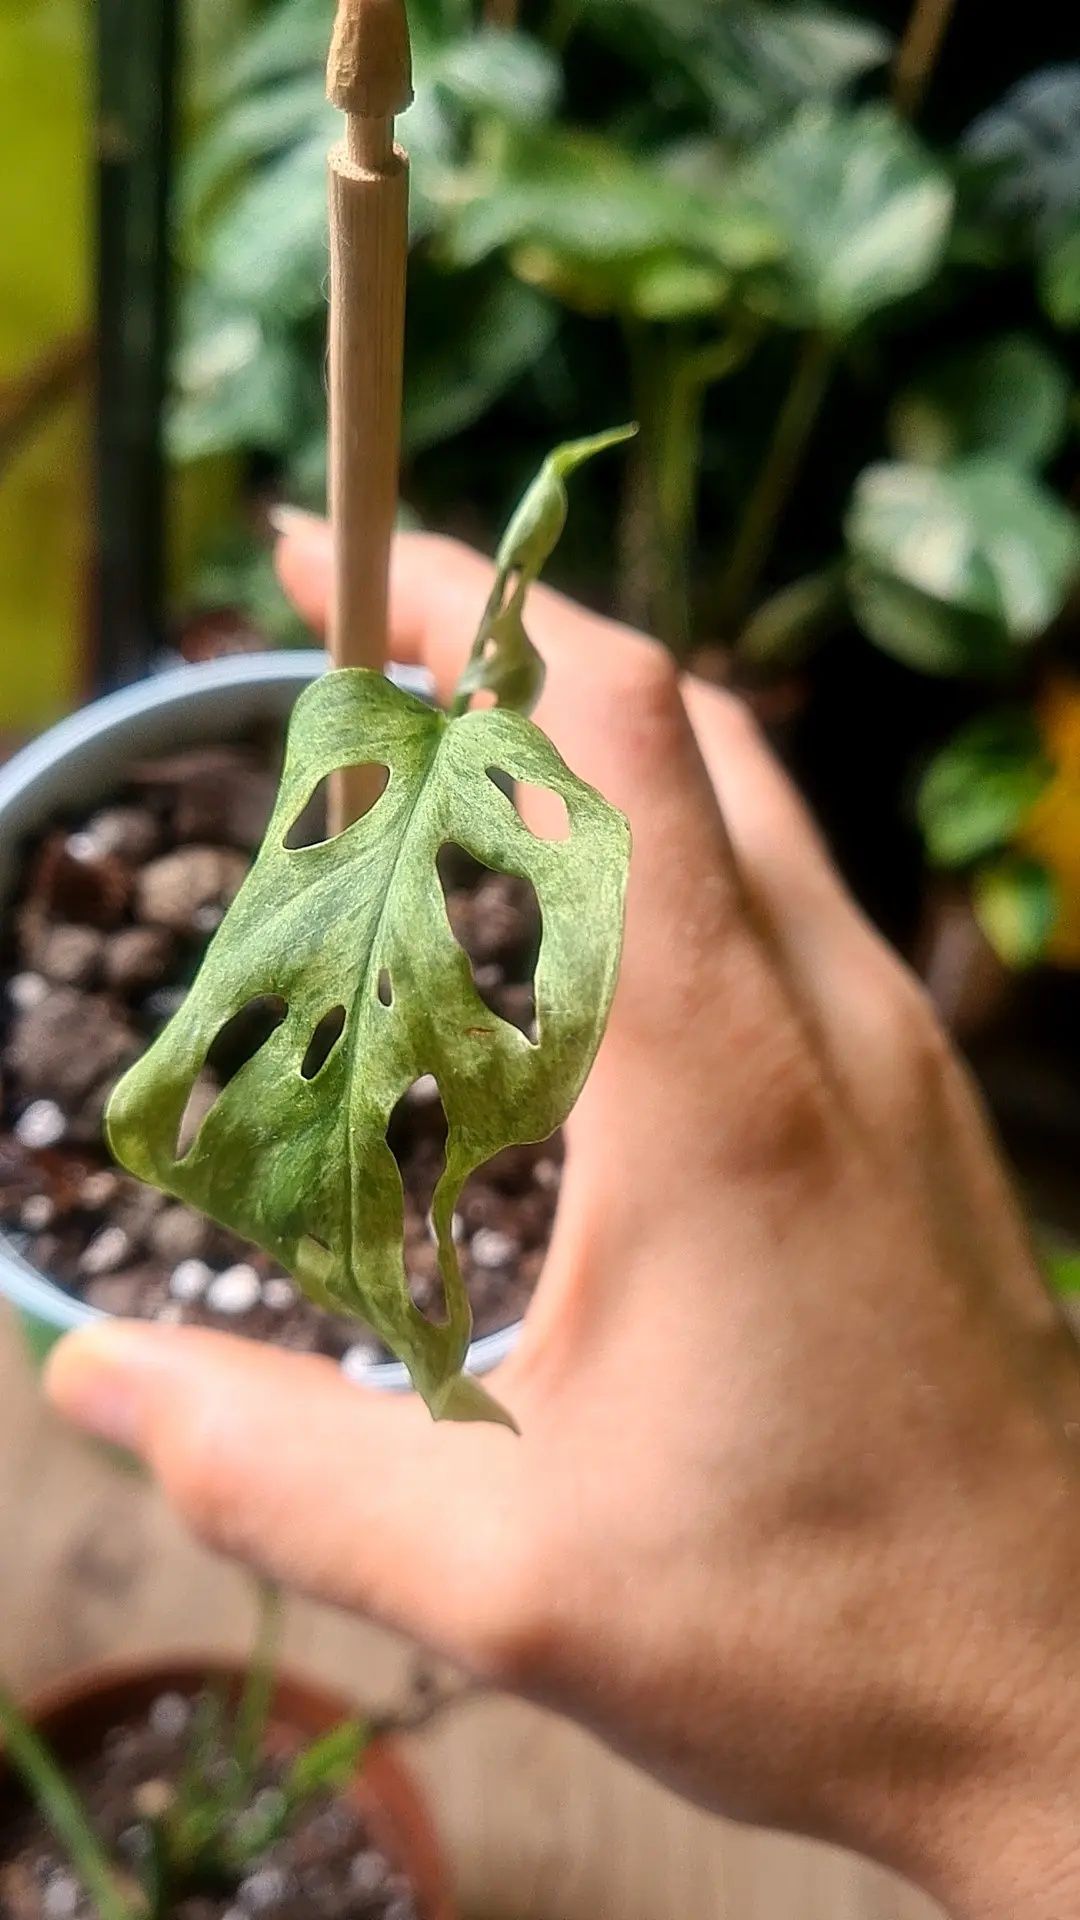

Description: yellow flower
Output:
[1014,678,1080,964]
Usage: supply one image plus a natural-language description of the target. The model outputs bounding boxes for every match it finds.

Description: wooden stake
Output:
[892,0,959,118]
[326,0,412,833]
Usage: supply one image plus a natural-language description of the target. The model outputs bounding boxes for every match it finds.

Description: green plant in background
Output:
[0,1588,371,1920]
[173,0,564,507]
[109,434,633,1421]
[173,0,1080,968]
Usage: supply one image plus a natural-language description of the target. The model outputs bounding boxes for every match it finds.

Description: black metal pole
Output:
[94,0,179,689]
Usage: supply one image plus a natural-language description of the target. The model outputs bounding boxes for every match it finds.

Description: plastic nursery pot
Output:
[0,651,523,1385]
[0,1656,454,1920]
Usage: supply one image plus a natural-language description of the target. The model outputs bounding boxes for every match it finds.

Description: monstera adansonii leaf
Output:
[106,440,633,1429]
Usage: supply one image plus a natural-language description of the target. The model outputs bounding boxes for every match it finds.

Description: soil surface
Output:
[0,740,559,1364]
[0,1689,419,1920]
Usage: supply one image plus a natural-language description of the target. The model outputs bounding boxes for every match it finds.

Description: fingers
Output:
[680,675,912,1056]
[45,1324,535,1673]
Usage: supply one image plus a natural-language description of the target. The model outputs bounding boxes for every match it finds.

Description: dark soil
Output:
[0,740,559,1365]
[0,1690,418,1920]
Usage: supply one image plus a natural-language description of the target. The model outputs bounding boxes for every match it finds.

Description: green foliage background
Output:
[173,0,1080,965]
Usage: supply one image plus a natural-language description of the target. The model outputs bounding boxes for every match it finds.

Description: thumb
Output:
[46,1324,533,1670]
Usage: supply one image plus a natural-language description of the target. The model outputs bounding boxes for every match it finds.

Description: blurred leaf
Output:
[193,542,312,647]
[201,132,329,322]
[511,242,728,321]
[738,105,953,332]
[701,2,891,139]
[405,273,558,454]
[446,123,773,278]
[738,568,842,665]
[1040,221,1080,330]
[890,334,1071,471]
[846,457,1080,675]
[973,853,1058,967]
[581,0,890,143]
[434,28,561,126]
[169,287,311,462]
[917,710,1052,867]
[214,0,332,101]
[283,1721,371,1804]
[963,66,1080,249]
[1046,1244,1080,1294]
[181,74,334,232]
[0,1688,135,1920]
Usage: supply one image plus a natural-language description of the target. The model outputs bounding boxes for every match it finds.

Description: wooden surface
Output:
[0,1309,942,1920]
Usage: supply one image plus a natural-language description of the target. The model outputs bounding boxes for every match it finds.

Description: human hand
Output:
[47,524,1080,1919]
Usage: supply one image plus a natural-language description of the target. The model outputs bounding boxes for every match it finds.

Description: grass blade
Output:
[0,1684,138,1920]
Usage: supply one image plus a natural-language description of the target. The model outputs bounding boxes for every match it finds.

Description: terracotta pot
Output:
[0,1656,454,1920]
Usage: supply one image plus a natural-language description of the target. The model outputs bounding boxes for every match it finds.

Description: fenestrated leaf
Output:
[889,335,1071,471]
[737,104,953,332]
[107,674,629,1423]
[917,710,1053,867]
[846,456,1080,675]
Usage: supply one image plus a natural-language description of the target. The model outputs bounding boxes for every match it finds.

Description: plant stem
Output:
[716,331,833,638]
[616,324,663,635]
[0,1686,139,1920]
[546,0,584,52]
[96,0,178,689]
[654,353,710,655]
[618,325,755,652]
[892,0,960,118]
[232,1577,284,1795]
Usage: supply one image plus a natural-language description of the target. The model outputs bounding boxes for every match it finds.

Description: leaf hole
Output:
[453,1131,564,1309]
[487,768,570,842]
[387,1078,450,1326]
[300,1004,346,1080]
[436,844,540,1038]
[176,993,288,1159]
[377,968,393,1007]
[284,764,389,849]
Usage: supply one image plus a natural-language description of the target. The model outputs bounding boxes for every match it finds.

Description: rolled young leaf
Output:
[453,424,637,716]
[107,676,629,1425]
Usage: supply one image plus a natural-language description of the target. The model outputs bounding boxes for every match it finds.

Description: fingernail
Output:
[44,1324,162,1451]
[267,504,323,538]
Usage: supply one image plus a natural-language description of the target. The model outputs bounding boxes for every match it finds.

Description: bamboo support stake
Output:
[326,0,412,833]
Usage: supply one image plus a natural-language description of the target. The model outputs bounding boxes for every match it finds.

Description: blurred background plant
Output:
[10,0,1070,1239]
[173,0,1079,973]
